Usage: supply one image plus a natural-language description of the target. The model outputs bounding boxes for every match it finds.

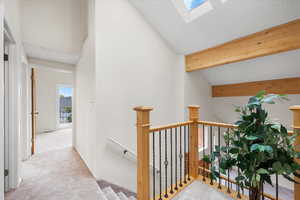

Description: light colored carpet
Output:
[36,128,72,154]
[171,180,233,200]
[5,148,102,200]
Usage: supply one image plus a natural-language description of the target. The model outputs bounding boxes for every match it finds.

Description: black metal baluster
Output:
[175,127,178,191]
[276,174,279,200]
[237,168,241,198]
[203,125,206,181]
[159,131,162,200]
[218,127,221,189]
[227,128,231,194]
[210,126,213,185]
[170,128,174,194]
[164,130,168,198]
[179,126,183,187]
[152,133,156,200]
[236,132,241,199]
[261,181,264,200]
[242,185,244,195]
[187,125,191,181]
[184,126,187,184]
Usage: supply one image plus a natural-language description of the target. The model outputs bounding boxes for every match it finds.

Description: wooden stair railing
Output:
[290,106,300,200]
[134,106,199,200]
[134,105,299,200]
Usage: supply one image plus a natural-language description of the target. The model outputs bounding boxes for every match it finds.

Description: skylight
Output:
[184,0,207,11]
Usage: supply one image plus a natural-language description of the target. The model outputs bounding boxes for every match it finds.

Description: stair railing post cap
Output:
[289,105,300,111]
[188,105,200,109]
[133,106,153,111]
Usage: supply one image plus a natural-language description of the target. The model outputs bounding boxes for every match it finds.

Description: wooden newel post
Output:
[188,105,200,178]
[134,106,153,200]
[290,106,300,200]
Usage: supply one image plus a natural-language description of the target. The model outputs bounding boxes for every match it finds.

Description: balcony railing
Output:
[134,105,300,200]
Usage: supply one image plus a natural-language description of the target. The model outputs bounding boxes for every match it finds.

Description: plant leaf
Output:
[257,168,269,175]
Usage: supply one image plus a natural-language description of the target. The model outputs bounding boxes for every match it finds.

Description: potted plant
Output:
[206,91,300,200]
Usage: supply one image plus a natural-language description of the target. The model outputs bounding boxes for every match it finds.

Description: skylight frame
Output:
[184,0,208,11]
[172,0,213,23]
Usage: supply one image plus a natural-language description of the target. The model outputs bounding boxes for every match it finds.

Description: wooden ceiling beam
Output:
[212,77,300,97]
[186,19,300,72]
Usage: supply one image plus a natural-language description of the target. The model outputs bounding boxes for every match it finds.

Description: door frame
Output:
[0,1,4,198]
[31,68,37,155]
[3,16,23,192]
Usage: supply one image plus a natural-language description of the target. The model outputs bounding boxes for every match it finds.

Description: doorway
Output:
[31,68,73,155]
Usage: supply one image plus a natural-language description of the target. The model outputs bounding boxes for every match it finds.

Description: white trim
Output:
[8,43,22,190]
[3,40,9,192]
[0,1,4,198]
[72,72,76,149]
[3,15,22,191]
[172,0,214,23]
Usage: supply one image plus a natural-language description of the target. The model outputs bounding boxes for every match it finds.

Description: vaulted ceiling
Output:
[130,0,300,85]
[130,0,300,55]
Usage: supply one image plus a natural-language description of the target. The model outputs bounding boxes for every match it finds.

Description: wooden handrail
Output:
[149,121,192,132]
[198,120,294,135]
[198,120,237,129]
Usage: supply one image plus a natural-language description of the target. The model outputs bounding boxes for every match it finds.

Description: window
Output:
[58,86,73,125]
[172,0,213,23]
[184,0,207,11]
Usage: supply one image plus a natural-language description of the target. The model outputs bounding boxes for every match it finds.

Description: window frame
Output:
[172,0,213,23]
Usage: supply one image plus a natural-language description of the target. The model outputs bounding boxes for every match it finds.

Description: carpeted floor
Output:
[172,180,233,200]
[97,179,136,198]
[5,148,102,200]
[36,128,72,154]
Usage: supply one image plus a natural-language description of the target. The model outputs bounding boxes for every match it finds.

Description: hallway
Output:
[5,148,102,200]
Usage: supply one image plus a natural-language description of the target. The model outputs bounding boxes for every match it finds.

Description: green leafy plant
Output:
[205,91,300,200]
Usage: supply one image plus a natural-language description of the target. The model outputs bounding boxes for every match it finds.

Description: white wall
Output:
[91,0,184,192]
[20,64,31,161]
[184,70,216,121]
[74,0,97,175]
[74,37,97,175]
[36,68,73,133]
[21,0,87,54]
[212,95,300,131]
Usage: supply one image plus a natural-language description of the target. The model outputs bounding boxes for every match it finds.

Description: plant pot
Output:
[249,186,260,200]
